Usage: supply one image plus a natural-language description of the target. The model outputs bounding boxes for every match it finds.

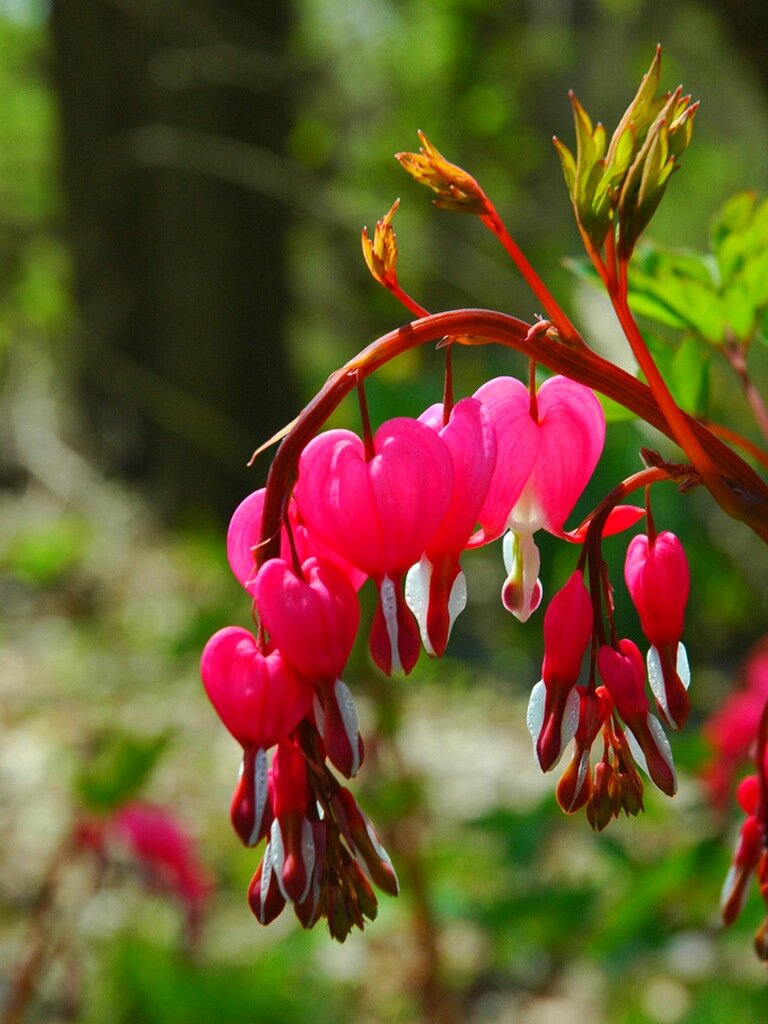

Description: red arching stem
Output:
[614,259,738,517]
[528,356,538,422]
[442,343,454,425]
[356,371,375,461]
[257,309,768,564]
[645,486,657,547]
[480,207,587,349]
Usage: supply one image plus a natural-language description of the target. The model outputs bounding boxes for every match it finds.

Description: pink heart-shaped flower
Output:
[200,627,313,749]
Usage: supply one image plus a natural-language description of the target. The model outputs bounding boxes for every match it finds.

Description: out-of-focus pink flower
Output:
[296,418,453,675]
[405,397,496,656]
[106,802,213,940]
[702,641,768,811]
[625,531,691,730]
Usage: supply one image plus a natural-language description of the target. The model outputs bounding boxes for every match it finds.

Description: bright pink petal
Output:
[508,377,605,534]
[296,419,453,579]
[473,376,539,542]
[200,627,313,749]
[227,488,366,594]
[253,556,359,680]
[419,397,497,557]
[564,505,645,543]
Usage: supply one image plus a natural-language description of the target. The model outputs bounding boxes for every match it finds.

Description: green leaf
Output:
[669,335,710,415]
[74,729,170,812]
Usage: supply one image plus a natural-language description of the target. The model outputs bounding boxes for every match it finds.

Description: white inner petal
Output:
[570,748,592,812]
[559,687,581,762]
[526,680,546,763]
[298,817,316,905]
[646,645,671,723]
[249,747,269,847]
[270,818,290,902]
[646,712,678,795]
[379,575,403,674]
[447,569,468,640]
[677,642,691,690]
[259,841,273,918]
[405,556,434,656]
[625,729,649,778]
[334,678,361,777]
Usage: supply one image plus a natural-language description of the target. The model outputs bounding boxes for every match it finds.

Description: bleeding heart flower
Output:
[598,639,677,796]
[527,570,594,771]
[253,556,359,682]
[227,488,366,595]
[405,397,496,656]
[200,626,313,751]
[624,530,690,730]
[296,418,453,675]
[474,375,605,622]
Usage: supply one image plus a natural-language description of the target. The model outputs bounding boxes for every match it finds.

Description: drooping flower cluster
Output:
[527,517,691,831]
[201,372,668,936]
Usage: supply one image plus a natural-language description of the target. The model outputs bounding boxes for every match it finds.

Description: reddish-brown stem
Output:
[722,339,768,445]
[480,206,586,348]
[389,281,430,320]
[528,356,538,421]
[582,466,683,655]
[442,343,454,425]
[356,371,374,461]
[257,309,768,564]
[645,487,657,547]
[614,259,739,518]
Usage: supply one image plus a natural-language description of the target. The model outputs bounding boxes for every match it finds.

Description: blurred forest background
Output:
[2,1,768,1022]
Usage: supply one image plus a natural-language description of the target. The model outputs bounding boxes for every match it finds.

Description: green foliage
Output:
[86,938,345,1024]
[4,515,89,585]
[74,729,170,813]
[554,49,697,256]
[594,193,768,350]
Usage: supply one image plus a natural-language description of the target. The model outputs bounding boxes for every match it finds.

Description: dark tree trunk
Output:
[703,0,768,94]
[50,0,296,522]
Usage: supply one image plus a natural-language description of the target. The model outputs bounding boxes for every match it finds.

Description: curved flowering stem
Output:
[611,259,739,518]
[257,309,768,565]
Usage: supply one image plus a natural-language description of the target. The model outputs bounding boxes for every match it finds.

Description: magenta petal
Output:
[419,397,497,558]
[509,377,605,534]
[200,627,313,749]
[253,556,359,680]
[296,419,453,578]
[227,488,366,595]
[227,489,270,594]
[297,429,384,576]
[474,376,539,541]
[625,531,689,646]
[564,505,645,543]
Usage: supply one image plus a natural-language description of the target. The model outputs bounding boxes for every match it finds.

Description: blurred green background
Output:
[2,1,768,1022]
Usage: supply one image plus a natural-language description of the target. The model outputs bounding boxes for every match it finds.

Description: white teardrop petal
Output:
[446,569,468,640]
[404,557,434,655]
[334,678,361,777]
[526,680,546,764]
[379,575,403,674]
[677,642,691,691]
[249,747,269,847]
[646,645,671,722]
